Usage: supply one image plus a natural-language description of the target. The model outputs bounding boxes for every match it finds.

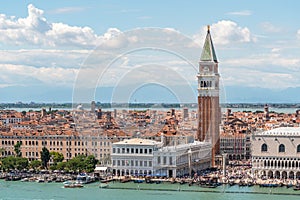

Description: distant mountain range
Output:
[1,85,300,103]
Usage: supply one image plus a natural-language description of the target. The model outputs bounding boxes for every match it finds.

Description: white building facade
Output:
[153,141,211,177]
[111,138,211,178]
[111,138,162,176]
[251,127,300,179]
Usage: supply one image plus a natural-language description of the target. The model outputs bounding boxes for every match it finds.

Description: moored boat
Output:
[133,179,144,183]
[64,181,84,188]
[120,176,131,183]
[36,178,45,183]
[259,183,278,187]
[76,173,95,184]
[294,185,300,191]
[99,183,109,188]
[21,178,29,182]
[199,183,218,188]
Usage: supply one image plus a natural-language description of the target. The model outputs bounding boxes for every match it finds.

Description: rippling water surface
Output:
[1,180,300,200]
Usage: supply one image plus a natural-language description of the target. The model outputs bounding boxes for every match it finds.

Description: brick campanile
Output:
[197,25,221,167]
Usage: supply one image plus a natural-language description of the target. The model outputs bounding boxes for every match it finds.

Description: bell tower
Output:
[197,25,221,166]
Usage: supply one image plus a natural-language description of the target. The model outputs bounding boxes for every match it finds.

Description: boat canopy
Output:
[95,167,107,171]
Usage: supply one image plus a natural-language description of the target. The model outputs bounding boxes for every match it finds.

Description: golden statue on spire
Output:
[207,25,210,32]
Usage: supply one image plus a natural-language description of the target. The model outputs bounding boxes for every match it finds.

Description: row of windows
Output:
[253,156,300,161]
[65,152,108,158]
[220,141,245,146]
[0,135,115,140]
[261,143,300,153]
[39,140,109,146]
[49,148,63,151]
[112,147,153,155]
[255,159,300,169]
[157,156,173,165]
[221,138,247,142]
[220,148,246,152]
[1,151,13,156]
[1,140,15,145]
[25,152,39,157]
[0,118,21,123]
[91,148,108,152]
[91,141,110,146]
[2,140,39,146]
[113,160,152,167]
[50,141,63,146]
[200,80,213,88]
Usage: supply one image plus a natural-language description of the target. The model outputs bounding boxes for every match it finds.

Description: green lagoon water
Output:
[0,180,299,200]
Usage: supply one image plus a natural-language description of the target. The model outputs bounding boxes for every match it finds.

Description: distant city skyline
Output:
[1,1,300,103]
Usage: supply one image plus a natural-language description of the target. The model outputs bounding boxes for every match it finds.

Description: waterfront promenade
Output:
[1,164,299,189]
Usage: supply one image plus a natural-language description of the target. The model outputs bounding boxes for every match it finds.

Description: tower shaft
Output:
[197,26,221,166]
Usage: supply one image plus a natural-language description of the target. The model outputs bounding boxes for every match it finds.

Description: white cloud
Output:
[193,20,256,46]
[0,49,90,69]
[0,64,78,86]
[271,48,280,53]
[0,4,299,92]
[220,50,300,89]
[45,22,100,47]
[226,10,252,16]
[297,29,300,40]
[261,22,281,33]
[50,7,86,14]
[223,53,300,69]
[0,83,18,88]
[221,67,299,89]
[0,4,119,48]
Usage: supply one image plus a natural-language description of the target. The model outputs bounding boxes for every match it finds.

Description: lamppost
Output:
[222,152,227,177]
[188,149,192,177]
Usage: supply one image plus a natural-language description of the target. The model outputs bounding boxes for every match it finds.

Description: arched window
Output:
[297,144,300,153]
[261,143,268,152]
[279,144,285,153]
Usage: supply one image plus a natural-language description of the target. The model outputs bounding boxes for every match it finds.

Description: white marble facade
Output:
[251,127,300,179]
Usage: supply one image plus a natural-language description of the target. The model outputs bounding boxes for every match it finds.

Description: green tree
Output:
[50,164,57,171]
[30,160,42,170]
[15,157,29,170]
[14,142,22,157]
[0,147,5,158]
[66,155,85,172]
[84,155,98,173]
[56,162,66,171]
[50,151,64,164]
[1,156,15,171]
[40,147,50,169]
[1,156,28,171]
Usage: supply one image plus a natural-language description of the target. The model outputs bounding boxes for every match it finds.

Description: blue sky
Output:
[2,0,298,33]
[2,0,299,35]
[1,0,300,103]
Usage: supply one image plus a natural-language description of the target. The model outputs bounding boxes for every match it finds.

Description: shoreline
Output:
[1,171,299,189]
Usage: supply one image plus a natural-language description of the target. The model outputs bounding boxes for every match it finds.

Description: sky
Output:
[1,0,300,103]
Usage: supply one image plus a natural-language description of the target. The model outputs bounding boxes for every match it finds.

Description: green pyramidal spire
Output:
[200,25,218,62]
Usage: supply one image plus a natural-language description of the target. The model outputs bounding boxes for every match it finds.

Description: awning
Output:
[95,167,107,171]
